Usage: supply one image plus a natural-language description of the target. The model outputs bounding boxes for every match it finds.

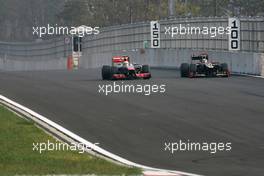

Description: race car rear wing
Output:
[112,56,130,63]
[112,56,130,67]
[191,54,208,61]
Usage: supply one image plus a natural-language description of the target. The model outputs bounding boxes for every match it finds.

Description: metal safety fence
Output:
[0,17,263,58]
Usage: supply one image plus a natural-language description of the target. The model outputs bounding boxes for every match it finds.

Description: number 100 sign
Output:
[228,18,240,51]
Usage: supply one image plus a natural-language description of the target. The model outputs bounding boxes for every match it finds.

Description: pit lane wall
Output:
[0,17,263,75]
[0,38,70,71]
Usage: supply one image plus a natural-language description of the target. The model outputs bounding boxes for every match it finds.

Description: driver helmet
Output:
[123,58,129,67]
[202,58,207,63]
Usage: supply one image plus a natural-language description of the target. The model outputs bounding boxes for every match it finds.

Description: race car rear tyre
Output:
[142,65,150,73]
[180,63,189,77]
[221,63,228,71]
[102,65,112,80]
[221,63,229,77]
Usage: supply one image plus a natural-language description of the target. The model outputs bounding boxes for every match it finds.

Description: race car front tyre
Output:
[180,63,189,77]
[102,65,112,80]
[142,65,150,73]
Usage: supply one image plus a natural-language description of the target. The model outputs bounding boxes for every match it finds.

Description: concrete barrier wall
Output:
[0,17,263,75]
[0,55,67,71]
[82,17,264,53]
[80,48,264,76]
[0,37,70,71]
[79,17,263,76]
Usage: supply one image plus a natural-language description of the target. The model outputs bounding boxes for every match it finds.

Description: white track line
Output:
[232,73,264,79]
[0,94,202,176]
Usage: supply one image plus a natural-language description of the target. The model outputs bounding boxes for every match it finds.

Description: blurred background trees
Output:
[0,0,263,41]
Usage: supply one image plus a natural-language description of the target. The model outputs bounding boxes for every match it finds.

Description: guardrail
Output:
[0,17,263,57]
[83,17,264,53]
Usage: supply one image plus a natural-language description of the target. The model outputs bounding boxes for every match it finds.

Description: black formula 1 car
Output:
[102,56,151,80]
[180,53,230,78]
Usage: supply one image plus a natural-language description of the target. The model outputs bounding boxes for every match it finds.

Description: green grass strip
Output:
[0,105,141,176]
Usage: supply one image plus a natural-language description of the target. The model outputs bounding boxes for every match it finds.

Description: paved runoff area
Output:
[0,68,264,176]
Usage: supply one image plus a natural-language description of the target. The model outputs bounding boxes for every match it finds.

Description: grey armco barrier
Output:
[0,38,70,71]
[0,55,66,71]
[0,17,263,75]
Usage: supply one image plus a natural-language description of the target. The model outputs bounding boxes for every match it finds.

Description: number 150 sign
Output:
[150,21,160,48]
[228,18,240,51]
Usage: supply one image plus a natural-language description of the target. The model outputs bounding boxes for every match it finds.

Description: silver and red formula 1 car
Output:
[101,56,151,80]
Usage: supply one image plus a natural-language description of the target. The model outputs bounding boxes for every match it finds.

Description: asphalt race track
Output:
[0,68,264,176]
